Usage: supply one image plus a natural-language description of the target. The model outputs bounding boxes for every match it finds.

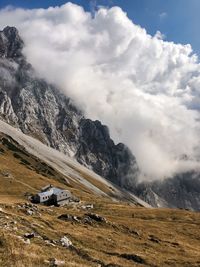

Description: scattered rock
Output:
[148,235,160,243]
[60,236,72,248]
[47,258,65,266]
[17,202,40,216]
[24,232,35,239]
[81,204,94,210]
[85,213,107,223]
[51,258,65,266]
[58,214,81,223]
[0,171,13,178]
[130,229,140,236]
[58,213,107,225]
[82,216,93,225]
[26,210,33,216]
[10,221,17,225]
[120,253,146,264]
[171,241,179,246]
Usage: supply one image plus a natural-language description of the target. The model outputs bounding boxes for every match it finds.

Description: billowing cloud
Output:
[0,3,200,180]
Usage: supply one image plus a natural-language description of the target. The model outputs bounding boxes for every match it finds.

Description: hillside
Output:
[0,123,200,267]
[0,119,149,206]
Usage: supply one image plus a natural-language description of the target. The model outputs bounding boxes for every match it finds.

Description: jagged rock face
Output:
[134,185,171,208]
[76,119,139,186]
[151,172,200,210]
[135,172,200,211]
[0,26,138,188]
[0,26,23,60]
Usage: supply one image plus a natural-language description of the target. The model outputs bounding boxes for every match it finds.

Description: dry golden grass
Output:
[0,134,200,267]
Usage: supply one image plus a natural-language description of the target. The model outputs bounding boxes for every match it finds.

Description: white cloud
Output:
[154,30,165,40]
[159,12,167,19]
[0,3,200,180]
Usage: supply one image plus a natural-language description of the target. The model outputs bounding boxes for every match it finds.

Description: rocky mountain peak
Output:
[0,26,24,59]
[0,26,140,191]
[1,26,200,211]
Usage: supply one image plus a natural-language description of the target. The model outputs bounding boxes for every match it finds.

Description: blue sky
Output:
[1,0,200,55]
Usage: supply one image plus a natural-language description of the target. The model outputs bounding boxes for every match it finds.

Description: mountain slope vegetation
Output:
[0,130,200,267]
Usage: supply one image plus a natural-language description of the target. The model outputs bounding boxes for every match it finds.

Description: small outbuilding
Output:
[32,184,72,206]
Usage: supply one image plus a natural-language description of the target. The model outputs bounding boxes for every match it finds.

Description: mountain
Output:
[1,26,200,211]
[135,172,200,210]
[0,118,150,206]
[0,26,139,190]
[0,122,200,267]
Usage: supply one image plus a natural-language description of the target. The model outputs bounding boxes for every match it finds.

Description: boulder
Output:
[85,213,107,223]
[60,236,72,248]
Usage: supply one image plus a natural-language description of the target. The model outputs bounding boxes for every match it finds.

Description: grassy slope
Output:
[0,134,200,267]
